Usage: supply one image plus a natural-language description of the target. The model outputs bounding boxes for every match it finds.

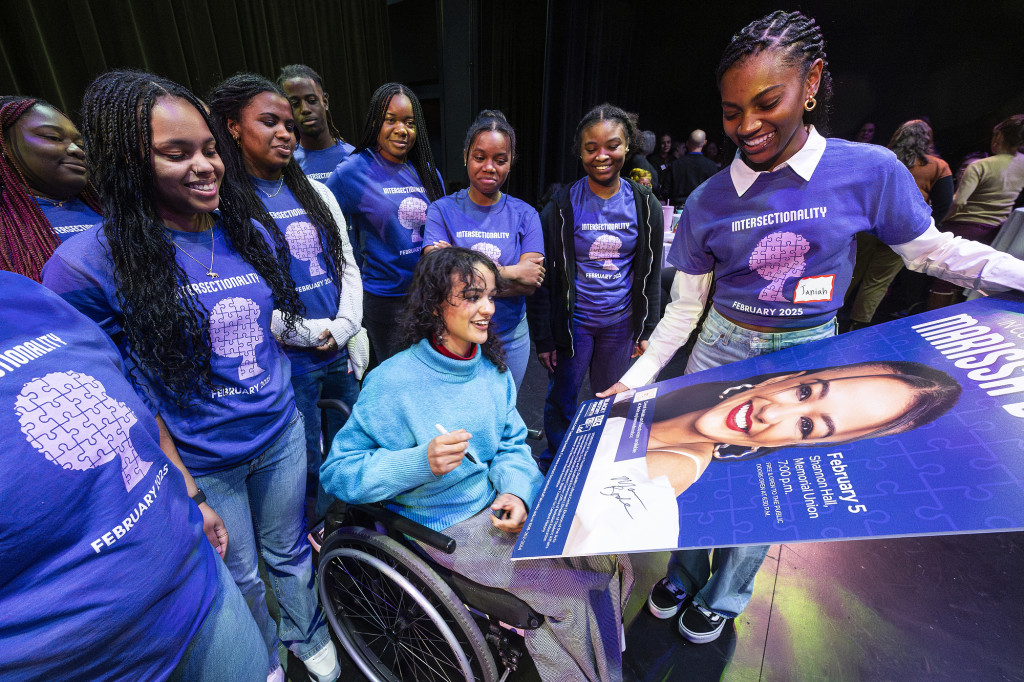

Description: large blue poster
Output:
[513,296,1024,559]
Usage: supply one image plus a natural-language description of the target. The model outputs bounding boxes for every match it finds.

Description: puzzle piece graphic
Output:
[750,231,810,302]
[285,221,326,277]
[209,297,265,381]
[398,197,428,241]
[15,371,152,491]
[471,242,501,263]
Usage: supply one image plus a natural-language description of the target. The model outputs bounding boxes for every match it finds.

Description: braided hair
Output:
[571,103,644,159]
[80,69,302,405]
[400,246,507,372]
[716,10,833,133]
[208,73,346,292]
[0,97,102,281]
[353,83,444,202]
[276,64,345,143]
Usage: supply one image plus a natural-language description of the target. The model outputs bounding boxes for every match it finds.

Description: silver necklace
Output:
[172,229,218,279]
[255,176,285,198]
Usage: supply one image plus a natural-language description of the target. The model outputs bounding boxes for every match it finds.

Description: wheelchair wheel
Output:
[318,526,499,682]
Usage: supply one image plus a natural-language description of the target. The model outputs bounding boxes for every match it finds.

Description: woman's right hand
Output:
[513,256,545,287]
[596,382,629,398]
[427,429,472,475]
[537,350,557,373]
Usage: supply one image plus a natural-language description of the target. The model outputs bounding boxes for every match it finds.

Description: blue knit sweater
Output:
[320,338,544,531]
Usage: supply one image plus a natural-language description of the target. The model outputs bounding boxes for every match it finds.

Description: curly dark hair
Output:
[208,72,346,291]
[80,69,303,405]
[888,119,935,169]
[353,83,444,202]
[276,63,345,143]
[716,10,833,133]
[400,246,507,371]
[571,103,643,160]
[0,97,102,281]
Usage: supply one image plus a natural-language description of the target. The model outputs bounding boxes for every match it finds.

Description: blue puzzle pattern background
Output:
[514,295,1024,559]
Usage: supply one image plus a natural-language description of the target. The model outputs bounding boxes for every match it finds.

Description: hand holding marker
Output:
[435,424,477,463]
[435,424,508,518]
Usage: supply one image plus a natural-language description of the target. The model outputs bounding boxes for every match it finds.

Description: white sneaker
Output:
[304,641,340,682]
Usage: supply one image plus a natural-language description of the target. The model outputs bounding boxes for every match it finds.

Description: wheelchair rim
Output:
[319,546,477,681]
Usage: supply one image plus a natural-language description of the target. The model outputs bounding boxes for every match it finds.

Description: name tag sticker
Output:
[793,275,835,303]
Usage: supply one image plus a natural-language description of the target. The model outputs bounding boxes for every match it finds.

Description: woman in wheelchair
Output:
[321,246,633,681]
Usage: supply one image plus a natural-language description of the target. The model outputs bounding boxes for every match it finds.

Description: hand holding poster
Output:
[513,296,1024,559]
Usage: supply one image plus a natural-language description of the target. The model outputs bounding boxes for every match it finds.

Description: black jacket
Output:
[527,177,663,356]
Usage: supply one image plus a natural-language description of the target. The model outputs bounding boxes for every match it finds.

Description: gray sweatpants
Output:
[417,507,633,682]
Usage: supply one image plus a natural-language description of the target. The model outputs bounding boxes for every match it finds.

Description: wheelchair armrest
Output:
[328,500,456,555]
[317,398,352,419]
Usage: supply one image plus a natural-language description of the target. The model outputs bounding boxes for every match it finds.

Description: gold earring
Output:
[804,95,817,112]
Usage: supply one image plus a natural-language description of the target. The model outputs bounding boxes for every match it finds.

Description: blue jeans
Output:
[669,307,837,618]
[501,314,531,391]
[196,412,331,670]
[540,313,634,471]
[168,554,268,682]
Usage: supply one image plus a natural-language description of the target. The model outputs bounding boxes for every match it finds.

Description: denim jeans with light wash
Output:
[196,412,331,670]
[540,313,634,472]
[501,314,531,391]
[668,306,837,618]
[168,552,267,682]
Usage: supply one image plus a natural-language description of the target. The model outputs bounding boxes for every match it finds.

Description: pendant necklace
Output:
[255,176,285,198]
[172,228,219,279]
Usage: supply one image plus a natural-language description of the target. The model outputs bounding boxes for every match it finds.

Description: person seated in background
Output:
[929,115,1024,308]
[647,131,675,177]
[846,119,953,330]
[0,96,102,281]
[853,120,876,144]
[663,128,720,206]
[0,271,266,681]
[320,247,633,682]
[277,64,354,181]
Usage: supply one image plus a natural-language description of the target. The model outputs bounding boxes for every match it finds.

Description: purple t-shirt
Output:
[423,190,544,338]
[570,177,639,325]
[0,271,216,680]
[669,139,932,328]
[41,220,296,475]
[294,139,355,182]
[253,176,342,376]
[36,196,101,242]
[326,149,440,296]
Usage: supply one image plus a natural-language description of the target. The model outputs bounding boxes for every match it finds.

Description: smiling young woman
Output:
[596,9,1024,647]
[325,82,445,370]
[208,73,363,526]
[0,97,102,280]
[41,69,340,682]
[422,110,545,388]
[529,102,663,473]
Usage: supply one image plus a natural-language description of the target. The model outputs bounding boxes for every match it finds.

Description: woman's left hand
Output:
[199,502,229,558]
[316,329,338,352]
[490,493,528,534]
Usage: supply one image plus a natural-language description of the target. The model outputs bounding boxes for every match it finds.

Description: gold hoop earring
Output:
[804,95,817,112]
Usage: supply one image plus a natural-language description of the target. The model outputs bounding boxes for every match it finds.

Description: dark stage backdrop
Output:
[3,0,1023,205]
[0,0,391,145]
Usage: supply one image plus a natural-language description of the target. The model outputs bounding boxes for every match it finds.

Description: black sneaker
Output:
[647,577,689,619]
[678,603,727,644]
